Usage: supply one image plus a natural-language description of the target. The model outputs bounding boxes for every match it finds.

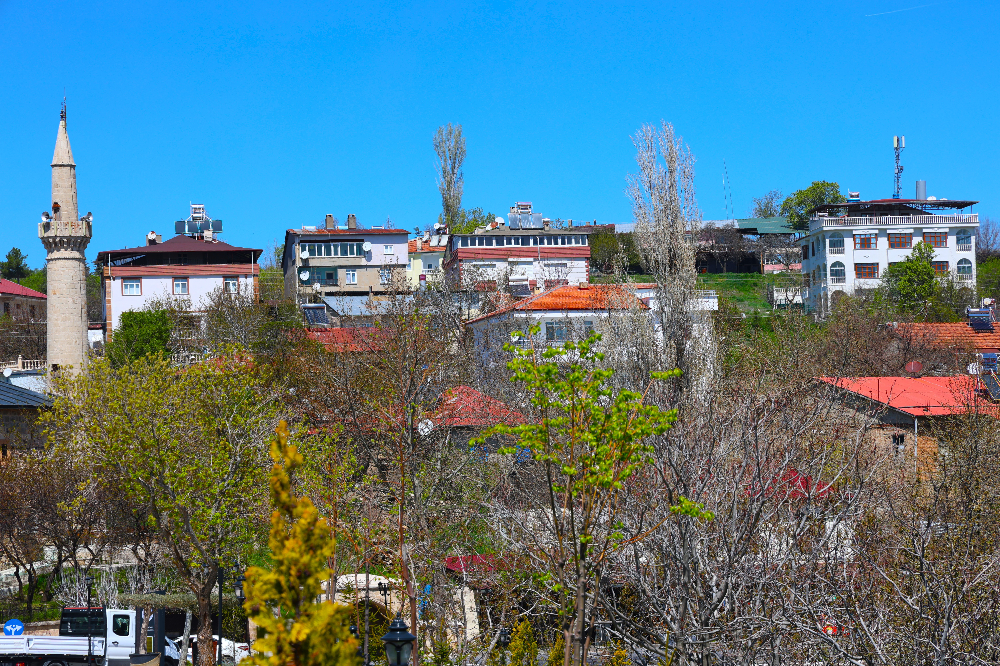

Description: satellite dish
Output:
[905,360,923,375]
[312,282,321,291]
[300,249,310,259]
[2,368,12,378]
[417,419,434,436]
[362,241,373,252]
[299,270,310,282]
[434,223,442,230]
[495,217,504,225]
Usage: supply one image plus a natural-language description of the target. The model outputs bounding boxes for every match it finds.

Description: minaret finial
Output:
[61,96,67,122]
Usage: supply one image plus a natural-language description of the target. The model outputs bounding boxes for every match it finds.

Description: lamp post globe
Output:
[498,628,511,650]
[381,615,417,666]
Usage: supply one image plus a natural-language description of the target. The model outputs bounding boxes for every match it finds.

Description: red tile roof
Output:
[0,279,45,299]
[306,327,391,352]
[466,284,646,324]
[819,375,996,417]
[895,322,1000,351]
[431,385,525,428]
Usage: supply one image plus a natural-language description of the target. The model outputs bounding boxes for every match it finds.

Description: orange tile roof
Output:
[819,375,997,417]
[306,327,391,352]
[466,284,646,324]
[432,385,525,428]
[0,279,45,299]
[895,322,1000,351]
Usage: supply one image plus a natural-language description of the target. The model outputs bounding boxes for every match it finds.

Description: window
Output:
[923,232,947,248]
[802,245,809,260]
[829,262,846,283]
[224,277,239,294]
[384,244,394,254]
[828,232,844,254]
[931,261,949,275]
[583,320,594,336]
[957,258,973,279]
[854,233,876,250]
[173,278,189,295]
[112,615,131,637]
[301,242,333,257]
[426,260,436,270]
[122,278,141,295]
[345,269,357,285]
[461,237,469,247]
[545,320,569,342]
[957,230,973,251]
[407,258,412,270]
[379,268,391,284]
[888,233,912,249]
[855,263,879,279]
[891,433,907,456]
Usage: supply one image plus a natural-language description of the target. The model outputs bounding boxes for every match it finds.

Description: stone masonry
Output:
[38,105,91,374]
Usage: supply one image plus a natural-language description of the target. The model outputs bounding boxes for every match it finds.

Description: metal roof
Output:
[0,279,47,299]
[810,199,977,215]
[736,217,796,235]
[0,381,53,408]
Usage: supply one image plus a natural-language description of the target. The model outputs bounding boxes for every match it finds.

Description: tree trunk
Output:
[139,607,152,654]
[180,611,192,666]
[197,593,215,666]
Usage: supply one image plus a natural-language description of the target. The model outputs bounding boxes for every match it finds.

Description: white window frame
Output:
[384,244,394,254]
[224,276,239,294]
[345,269,358,285]
[122,278,142,296]
[173,277,189,296]
[379,268,391,284]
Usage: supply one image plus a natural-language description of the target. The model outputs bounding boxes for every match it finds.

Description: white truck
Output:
[0,608,137,666]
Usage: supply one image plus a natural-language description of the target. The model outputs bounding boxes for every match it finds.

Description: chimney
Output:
[568,219,573,228]
[146,231,159,246]
[325,214,336,229]
[417,238,423,251]
[347,214,357,229]
[543,219,551,230]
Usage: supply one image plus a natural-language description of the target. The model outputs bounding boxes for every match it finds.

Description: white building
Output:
[95,210,261,335]
[406,233,447,289]
[799,195,978,314]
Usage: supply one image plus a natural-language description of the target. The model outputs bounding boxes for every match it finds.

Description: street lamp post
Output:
[216,566,224,666]
[235,574,247,647]
[85,574,95,666]
[377,582,391,613]
[381,615,417,666]
[497,627,511,666]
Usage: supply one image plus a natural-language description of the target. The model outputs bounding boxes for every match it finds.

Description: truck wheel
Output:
[42,660,67,666]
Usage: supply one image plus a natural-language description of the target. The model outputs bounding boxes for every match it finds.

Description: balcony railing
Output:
[830,276,846,284]
[0,356,46,371]
[829,246,845,254]
[810,213,978,232]
[958,243,973,252]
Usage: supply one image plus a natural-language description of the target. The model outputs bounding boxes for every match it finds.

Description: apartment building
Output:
[444,202,599,294]
[406,232,447,289]
[799,191,978,314]
[282,214,409,301]
[95,206,261,335]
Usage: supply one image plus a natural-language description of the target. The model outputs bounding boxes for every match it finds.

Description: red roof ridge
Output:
[0,279,46,299]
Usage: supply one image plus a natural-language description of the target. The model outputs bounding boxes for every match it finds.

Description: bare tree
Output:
[434,123,466,228]
[627,121,712,405]
[976,215,1000,262]
[750,190,783,218]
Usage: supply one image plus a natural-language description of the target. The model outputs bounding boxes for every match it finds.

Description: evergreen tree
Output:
[243,421,358,666]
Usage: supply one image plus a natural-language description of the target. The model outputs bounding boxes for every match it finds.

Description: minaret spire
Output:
[39,102,91,375]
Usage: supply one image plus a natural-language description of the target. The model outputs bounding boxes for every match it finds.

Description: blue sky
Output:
[1,0,997,268]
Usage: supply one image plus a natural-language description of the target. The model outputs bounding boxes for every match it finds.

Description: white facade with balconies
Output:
[799,198,978,314]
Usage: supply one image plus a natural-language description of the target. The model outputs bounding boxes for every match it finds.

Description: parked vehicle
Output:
[0,607,136,666]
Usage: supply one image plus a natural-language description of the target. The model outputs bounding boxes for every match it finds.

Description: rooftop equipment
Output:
[916,180,927,201]
[892,136,905,199]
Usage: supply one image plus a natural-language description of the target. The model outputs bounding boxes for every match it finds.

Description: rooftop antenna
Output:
[892,135,905,199]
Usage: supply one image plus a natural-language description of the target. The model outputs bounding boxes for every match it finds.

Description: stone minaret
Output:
[39,104,92,374]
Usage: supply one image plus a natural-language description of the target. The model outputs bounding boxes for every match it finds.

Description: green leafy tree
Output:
[476,329,687,666]
[0,248,30,280]
[780,181,846,230]
[546,634,564,666]
[508,620,538,666]
[880,242,937,314]
[105,310,171,366]
[448,207,498,235]
[243,420,358,666]
[44,353,280,666]
[434,123,466,229]
[19,268,46,295]
[978,256,1000,301]
[749,190,782,218]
